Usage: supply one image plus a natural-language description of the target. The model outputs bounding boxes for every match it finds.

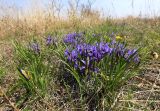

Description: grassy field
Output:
[0,4,160,111]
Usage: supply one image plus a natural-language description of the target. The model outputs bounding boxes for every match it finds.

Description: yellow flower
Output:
[116,35,123,40]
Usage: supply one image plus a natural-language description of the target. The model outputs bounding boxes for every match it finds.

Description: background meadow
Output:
[0,0,160,111]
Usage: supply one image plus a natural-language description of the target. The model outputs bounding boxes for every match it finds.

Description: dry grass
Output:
[0,0,103,41]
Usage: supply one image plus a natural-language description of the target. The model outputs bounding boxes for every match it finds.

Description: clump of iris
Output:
[65,43,113,75]
[64,32,140,76]
[63,32,84,45]
[110,41,140,63]
[45,35,57,46]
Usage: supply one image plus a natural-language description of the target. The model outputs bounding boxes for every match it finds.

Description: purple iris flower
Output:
[124,49,139,62]
[99,42,104,50]
[94,51,102,61]
[29,42,40,54]
[63,32,83,45]
[110,40,116,45]
[66,33,77,39]
[77,44,84,54]
[99,42,106,54]
[64,49,70,56]
[99,42,111,55]
[104,43,110,53]
[134,56,140,64]
[46,35,53,45]
[128,49,137,57]
[87,45,95,57]
[74,60,79,69]
[80,66,86,73]
[64,36,75,44]
[109,48,113,55]
[114,44,125,57]
[64,33,75,44]
[71,50,78,61]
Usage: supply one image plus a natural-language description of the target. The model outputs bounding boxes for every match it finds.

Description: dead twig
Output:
[0,86,20,111]
[119,99,160,103]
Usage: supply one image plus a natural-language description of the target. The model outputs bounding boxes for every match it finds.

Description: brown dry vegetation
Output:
[0,0,103,41]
